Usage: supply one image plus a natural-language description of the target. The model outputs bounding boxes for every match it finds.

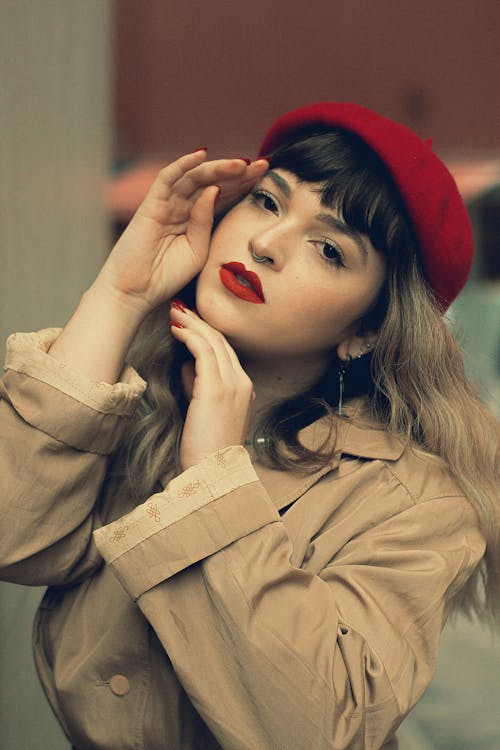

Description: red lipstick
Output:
[219,262,265,304]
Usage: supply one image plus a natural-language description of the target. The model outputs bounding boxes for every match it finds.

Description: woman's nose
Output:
[249,226,287,269]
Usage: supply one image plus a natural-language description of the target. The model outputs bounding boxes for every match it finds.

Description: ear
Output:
[336,329,378,361]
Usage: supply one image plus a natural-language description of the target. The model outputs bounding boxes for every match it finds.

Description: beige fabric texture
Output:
[0,330,486,750]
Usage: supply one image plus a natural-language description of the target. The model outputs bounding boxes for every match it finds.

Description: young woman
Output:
[1,102,498,750]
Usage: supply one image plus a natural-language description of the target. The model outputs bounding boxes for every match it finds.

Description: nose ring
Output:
[251,250,269,264]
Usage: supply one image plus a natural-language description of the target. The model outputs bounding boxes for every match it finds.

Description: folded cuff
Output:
[4,328,147,415]
[2,328,148,454]
[94,446,280,597]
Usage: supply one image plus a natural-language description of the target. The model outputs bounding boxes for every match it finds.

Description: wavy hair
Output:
[118,130,500,625]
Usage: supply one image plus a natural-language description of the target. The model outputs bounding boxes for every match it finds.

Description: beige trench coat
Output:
[0,329,485,750]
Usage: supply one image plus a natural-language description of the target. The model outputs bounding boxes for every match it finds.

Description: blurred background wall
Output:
[0,2,111,748]
[1,1,499,748]
[113,0,500,160]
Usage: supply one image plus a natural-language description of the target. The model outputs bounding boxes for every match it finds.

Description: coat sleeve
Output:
[93,446,485,750]
[0,329,146,586]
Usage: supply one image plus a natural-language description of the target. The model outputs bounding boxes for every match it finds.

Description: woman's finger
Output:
[171,328,225,399]
[170,306,236,378]
[169,307,254,408]
[174,157,269,201]
[132,150,211,228]
[214,159,269,213]
[184,185,219,263]
[147,149,209,198]
[173,158,247,197]
[171,309,254,468]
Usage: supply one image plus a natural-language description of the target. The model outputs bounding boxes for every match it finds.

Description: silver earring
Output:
[337,355,352,416]
[251,250,269,264]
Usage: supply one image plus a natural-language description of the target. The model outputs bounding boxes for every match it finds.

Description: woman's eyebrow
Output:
[315,213,368,264]
[262,171,368,263]
[265,170,292,199]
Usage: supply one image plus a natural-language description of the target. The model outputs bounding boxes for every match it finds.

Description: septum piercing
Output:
[251,250,269,264]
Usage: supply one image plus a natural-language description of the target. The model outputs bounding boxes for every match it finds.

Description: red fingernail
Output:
[170,320,185,329]
[236,157,251,165]
[171,298,187,312]
[194,146,207,152]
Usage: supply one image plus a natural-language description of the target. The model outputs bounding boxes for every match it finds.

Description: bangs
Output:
[267,128,416,260]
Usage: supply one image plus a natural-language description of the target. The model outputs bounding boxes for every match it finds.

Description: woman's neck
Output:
[239,352,331,435]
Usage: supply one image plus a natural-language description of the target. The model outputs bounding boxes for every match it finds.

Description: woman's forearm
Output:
[48,282,148,384]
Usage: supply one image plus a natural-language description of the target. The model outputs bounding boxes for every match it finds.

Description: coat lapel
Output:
[251,401,406,511]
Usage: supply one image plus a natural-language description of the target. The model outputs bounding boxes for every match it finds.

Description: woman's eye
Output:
[250,190,279,214]
[311,239,345,268]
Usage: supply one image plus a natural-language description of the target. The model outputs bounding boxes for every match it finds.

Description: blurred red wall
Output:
[114,0,500,161]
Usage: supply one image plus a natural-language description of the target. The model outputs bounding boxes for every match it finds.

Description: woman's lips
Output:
[219,262,265,304]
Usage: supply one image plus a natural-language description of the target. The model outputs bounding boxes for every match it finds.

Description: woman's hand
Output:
[94,150,268,318]
[170,302,254,470]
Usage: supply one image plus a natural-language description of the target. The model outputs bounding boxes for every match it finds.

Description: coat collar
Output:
[251,399,406,511]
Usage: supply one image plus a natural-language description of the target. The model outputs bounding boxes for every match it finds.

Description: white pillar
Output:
[0,2,111,746]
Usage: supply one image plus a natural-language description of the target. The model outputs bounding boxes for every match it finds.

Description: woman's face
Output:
[196,169,387,364]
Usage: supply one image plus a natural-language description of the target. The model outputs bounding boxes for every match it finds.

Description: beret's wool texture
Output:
[258,102,473,310]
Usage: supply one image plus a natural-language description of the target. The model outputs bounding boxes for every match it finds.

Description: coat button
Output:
[109,674,130,696]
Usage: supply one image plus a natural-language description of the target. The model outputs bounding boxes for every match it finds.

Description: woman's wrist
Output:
[47,283,150,384]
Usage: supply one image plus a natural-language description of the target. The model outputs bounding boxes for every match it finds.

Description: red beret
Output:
[258,102,474,311]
